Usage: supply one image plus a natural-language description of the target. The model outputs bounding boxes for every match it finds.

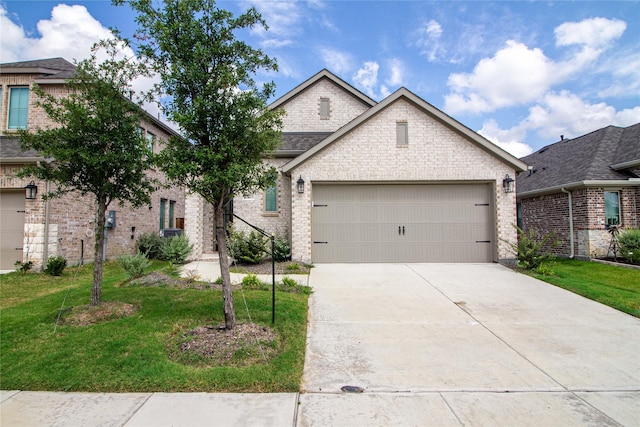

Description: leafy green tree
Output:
[18,38,156,306]
[118,0,284,329]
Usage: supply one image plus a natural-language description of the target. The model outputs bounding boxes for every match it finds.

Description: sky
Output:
[1,0,639,158]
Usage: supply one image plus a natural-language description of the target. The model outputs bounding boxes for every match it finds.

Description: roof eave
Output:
[0,156,45,164]
[517,179,640,199]
[611,159,640,170]
[33,78,68,84]
[0,67,59,75]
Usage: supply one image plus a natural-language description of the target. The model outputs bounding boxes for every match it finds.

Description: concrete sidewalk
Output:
[180,259,310,287]
[2,263,639,426]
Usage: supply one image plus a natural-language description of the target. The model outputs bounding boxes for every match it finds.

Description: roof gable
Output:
[282,87,527,173]
[270,69,377,111]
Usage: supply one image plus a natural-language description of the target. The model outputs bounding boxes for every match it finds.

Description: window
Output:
[146,131,155,153]
[396,121,408,146]
[159,198,167,230]
[8,87,29,129]
[319,97,330,119]
[516,202,523,229]
[604,191,620,226]
[265,178,277,212]
[168,200,175,228]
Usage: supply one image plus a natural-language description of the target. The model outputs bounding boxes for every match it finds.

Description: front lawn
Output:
[528,258,640,317]
[0,261,309,392]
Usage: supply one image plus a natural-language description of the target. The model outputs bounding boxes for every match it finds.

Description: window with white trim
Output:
[604,191,620,226]
[8,87,29,129]
[265,177,277,213]
[146,131,155,153]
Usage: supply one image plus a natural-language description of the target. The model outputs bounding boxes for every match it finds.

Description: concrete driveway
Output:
[298,264,640,426]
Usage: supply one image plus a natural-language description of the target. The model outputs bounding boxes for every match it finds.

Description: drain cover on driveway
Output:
[341,385,364,393]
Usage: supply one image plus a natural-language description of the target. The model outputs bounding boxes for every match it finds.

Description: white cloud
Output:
[0,4,110,63]
[353,61,379,98]
[444,40,555,114]
[241,0,302,49]
[479,91,640,157]
[478,119,534,158]
[320,48,353,75]
[443,17,628,116]
[414,19,445,62]
[555,17,626,49]
[386,58,404,87]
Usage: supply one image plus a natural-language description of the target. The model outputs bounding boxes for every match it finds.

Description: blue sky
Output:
[1,0,639,157]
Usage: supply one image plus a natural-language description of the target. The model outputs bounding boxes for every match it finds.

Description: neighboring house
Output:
[186,70,527,264]
[0,58,185,270]
[517,123,640,259]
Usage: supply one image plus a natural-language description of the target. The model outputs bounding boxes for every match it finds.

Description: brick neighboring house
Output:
[187,70,528,264]
[516,123,640,259]
[0,58,185,270]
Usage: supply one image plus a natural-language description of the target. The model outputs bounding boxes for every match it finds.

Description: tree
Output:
[117,0,284,329]
[18,38,156,306]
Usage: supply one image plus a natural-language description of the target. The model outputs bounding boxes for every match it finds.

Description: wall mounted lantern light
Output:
[24,181,38,200]
[503,174,514,193]
[297,176,305,194]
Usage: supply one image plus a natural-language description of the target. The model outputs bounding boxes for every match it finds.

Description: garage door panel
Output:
[311,184,494,263]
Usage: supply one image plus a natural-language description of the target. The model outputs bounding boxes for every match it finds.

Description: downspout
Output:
[561,188,574,258]
[42,181,51,271]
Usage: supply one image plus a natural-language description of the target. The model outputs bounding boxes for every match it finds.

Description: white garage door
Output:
[311,184,495,263]
[0,190,26,270]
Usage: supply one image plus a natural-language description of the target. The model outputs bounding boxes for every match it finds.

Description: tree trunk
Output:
[215,203,236,330]
[91,198,107,306]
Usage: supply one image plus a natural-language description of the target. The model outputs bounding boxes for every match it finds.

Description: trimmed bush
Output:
[118,252,151,279]
[272,234,291,262]
[136,232,164,260]
[241,274,266,290]
[161,235,193,264]
[617,228,640,264]
[44,256,67,276]
[227,227,268,264]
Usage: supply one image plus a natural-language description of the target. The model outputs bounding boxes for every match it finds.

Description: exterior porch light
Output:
[297,176,305,194]
[503,174,514,193]
[25,181,38,200]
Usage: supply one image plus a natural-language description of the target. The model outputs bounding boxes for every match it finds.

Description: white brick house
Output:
[187,70,527,264]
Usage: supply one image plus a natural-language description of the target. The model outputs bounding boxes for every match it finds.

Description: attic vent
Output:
[319,97,330,119]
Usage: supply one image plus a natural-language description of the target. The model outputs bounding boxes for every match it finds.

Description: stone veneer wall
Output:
[286,98,519,264]
[1,74,185,268]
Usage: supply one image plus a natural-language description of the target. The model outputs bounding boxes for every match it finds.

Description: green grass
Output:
[0,261,308,392]
[528,258,640,317]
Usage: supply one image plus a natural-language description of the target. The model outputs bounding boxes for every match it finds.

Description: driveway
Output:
[297,264,640,426]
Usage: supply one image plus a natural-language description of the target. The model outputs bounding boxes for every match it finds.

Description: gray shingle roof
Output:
[0,57,77,80]
[0,136,41,159]
[517,123,640,194]
[277,132,332,154]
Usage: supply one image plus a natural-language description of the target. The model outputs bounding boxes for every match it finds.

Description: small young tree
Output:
[118,0,284,329]
[18,38,155,306]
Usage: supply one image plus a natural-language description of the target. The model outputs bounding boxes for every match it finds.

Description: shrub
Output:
[241,274,266,290]
[227,227,268,264]
[118,252,151,279]
[137,232,164,260]
[617,228,640,264]
[161,235,194,264]
[14,260,34,274]
[272,234,291,262]
[279,276,311,295]
[505,226,559,270]
[44,256,67,276]
[286,262,300,272]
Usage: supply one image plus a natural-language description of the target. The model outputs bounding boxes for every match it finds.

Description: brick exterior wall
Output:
[281,78,371,131]
[1,73,185,268]
[519,186,639,259]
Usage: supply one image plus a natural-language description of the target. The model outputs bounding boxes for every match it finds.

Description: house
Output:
[0,58,185,270]
[186,70,527,264]
[516,123,640,259]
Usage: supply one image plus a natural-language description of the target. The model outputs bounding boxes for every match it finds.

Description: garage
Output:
[0,190,26,270]
[311,183,495,263]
